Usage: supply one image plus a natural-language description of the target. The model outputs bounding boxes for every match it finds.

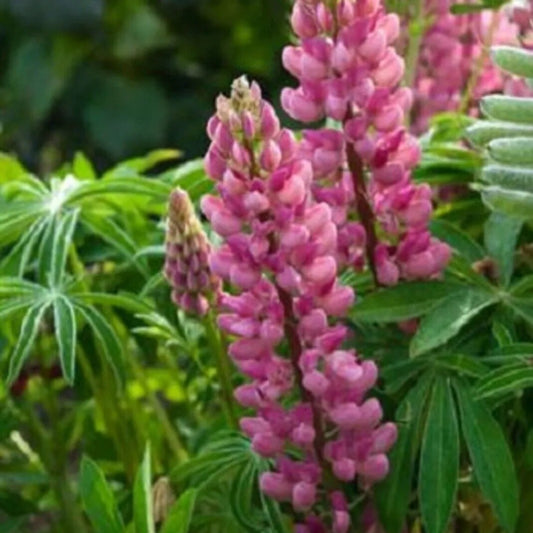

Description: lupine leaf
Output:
[160,489,197,533]
[134,445,155,533]
[430,219,485,263]
[419,378,459,533]
[75,304,125,384]
[350,281,461,323]
[475,364,533,400]
[375,373,433,533]
[6,301,50,385]
[411,289,497,357]
[454,381,519,532]
[53,295,77,384]
[484,212,522,286]
[492,45,533,79]
[79,456,124,533]
[482,96,533,125]
[50,208,79,287]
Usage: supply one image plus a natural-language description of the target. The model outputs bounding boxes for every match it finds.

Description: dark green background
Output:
[0,0,291,172]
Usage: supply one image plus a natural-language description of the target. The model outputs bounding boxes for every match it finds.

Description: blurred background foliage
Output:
[0,0,292,172]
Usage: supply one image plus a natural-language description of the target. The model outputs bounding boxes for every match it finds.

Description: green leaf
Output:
[484,212,522,286]
[488,138,533,165]
[0,277,45,298]
[454,381,519,532]
[75,304,125,384]
[430,219,485,263]
[508,297,533,327]
[80,213,148,275]
[482,186,533,219]
[482,96,533,125]
[160,489,197,533]
[510,275,533,296]
[482,165,533,194]
[0,215,48,276]
[229,461,262,532]
[67,177,170,204]
[53,296,76,384]
[134,445,155,533]
[466,121,533,147]
[80,456,125,533]
[411,289,497,357]
[492,46,533,79]
[73,152,97,181]
[483,343,533,364]
[375,373,433,533]
[37,216,56,284]
[6,301,50,385]
[50,208,80,287]
[261,490,288,533]
[73,292,153,313]
[475,363,533,401]
[351,281,461,323]
[434,353,489,378]
[419,378,459,533]
[0,297,35,322]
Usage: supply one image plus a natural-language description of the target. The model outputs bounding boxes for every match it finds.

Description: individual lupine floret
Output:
[281,0,451,285]
[202,76,395,531]
[164,188,220,315]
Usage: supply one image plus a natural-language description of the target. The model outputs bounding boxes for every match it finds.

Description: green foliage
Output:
[0,0,291,168]
[467,47,533,219]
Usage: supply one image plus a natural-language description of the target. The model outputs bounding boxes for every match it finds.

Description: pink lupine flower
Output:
[409,0,533,133]
[164,188,220,316]
[282,0,451,284]
[203,76,395,531]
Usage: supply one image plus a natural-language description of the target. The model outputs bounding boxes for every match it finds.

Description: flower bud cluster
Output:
[164,188,220,316]
[282,0,450,286]
[203,77,396,532]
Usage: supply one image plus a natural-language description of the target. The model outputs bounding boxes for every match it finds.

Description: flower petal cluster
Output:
[164,188,220,315]
[281,0,450,286]
[203,76,395,531]
[412,0,533,132]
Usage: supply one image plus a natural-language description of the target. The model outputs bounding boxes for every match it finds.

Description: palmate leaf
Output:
[454,381,519,532]
[419,378,459,533]
[6,300,51,385]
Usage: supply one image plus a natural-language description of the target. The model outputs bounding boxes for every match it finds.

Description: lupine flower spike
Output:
[164,188,220,316]
[203,76,396,532]
[282,0,451,286]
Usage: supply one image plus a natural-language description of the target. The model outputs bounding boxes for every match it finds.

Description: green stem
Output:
[203,312,238,429]
[404,0,426,90]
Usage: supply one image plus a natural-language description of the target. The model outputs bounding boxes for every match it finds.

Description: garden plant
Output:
[1,1,533,532]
